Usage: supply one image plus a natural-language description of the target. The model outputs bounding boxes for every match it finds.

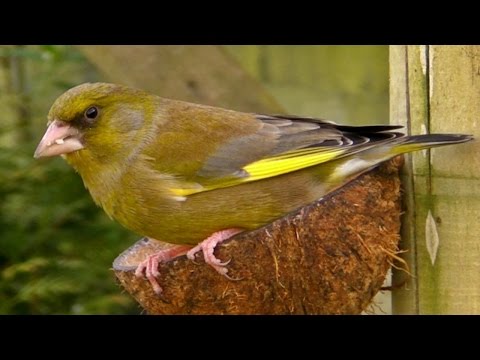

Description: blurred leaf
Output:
[2,257,50,280]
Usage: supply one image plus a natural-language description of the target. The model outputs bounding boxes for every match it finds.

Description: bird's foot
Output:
[135,243,192,295]
[187,228,243,278]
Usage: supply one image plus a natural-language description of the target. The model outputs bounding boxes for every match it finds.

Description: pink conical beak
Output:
[34,120,84,158]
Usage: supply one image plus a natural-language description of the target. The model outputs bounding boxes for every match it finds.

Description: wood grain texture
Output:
[390,45,480,314]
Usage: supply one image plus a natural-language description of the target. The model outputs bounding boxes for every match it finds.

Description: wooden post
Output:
[390,45,480,314]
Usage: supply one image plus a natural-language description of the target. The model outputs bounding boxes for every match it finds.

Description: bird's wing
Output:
[159,112,404,197]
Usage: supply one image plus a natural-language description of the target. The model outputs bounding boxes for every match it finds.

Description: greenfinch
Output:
[34,82,473,294]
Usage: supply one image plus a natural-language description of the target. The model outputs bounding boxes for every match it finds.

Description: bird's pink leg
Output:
[135,243,192,295]
[187,228,243,277]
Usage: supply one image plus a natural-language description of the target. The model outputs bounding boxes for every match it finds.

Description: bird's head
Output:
[34,82,153,161]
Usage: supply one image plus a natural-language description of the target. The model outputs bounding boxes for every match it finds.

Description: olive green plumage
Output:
[37,83,473,245]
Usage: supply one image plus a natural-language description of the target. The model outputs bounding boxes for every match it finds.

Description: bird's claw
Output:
[135,253,164,295]
[136,230,243,295]
[134,242,192,295]
[186,228,243,278]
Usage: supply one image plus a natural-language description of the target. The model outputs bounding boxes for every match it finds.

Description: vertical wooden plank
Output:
[391,45,480,314]
[390,45,419,314]
[423,46,480,313]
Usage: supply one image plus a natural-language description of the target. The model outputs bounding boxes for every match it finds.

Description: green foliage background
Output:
[0,45,388,314]
[0,46,139,314]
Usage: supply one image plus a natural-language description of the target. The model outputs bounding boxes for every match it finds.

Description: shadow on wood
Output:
[113,159,403,315]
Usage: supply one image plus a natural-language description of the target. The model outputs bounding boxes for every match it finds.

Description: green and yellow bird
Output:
[34,83,473,294]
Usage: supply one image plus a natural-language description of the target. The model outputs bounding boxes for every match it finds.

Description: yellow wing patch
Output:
[242,147,345,180]
[170,147,347,197]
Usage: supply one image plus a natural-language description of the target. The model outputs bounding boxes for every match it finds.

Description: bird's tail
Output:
[390,134,473,155]
[327,133,473,183]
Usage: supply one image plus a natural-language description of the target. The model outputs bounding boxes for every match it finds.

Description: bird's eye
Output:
[85,106,99,120]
